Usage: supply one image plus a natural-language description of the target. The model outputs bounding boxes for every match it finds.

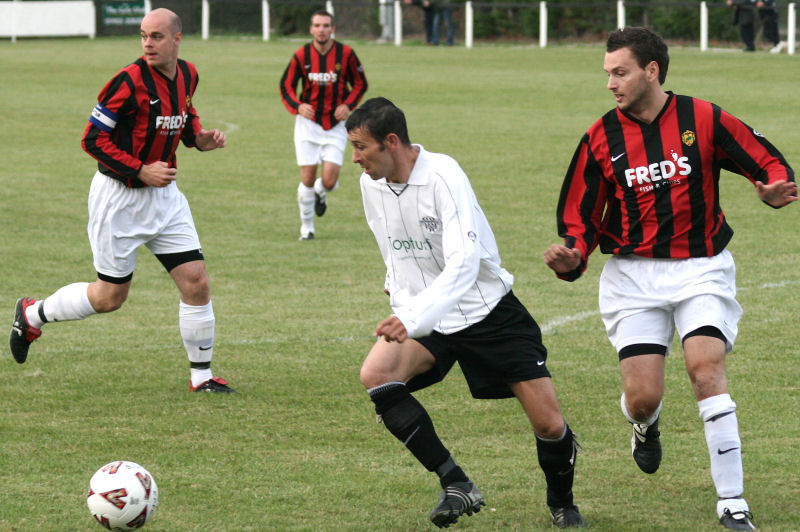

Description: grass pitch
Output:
[1,36,799,531]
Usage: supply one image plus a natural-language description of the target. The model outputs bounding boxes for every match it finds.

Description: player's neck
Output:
[627,89,669,124]
[312,39,334,54]
[387,145,420,184]
[152,62,178,80]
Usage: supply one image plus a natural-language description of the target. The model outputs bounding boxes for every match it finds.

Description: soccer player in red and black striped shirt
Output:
[280,10,368,240]
[544,27,795,530]
[10,9,235,394]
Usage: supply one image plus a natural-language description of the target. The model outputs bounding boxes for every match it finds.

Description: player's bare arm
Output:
[755,179,798,207]
[195,128,227,151]
[138,161,177,187]
[298,103,315,120]
[375,315,408,343]
[543,244,582,274]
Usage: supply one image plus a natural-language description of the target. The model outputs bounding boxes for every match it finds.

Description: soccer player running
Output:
[279,10,368,240]
[544,27,795,530]
[348,97,585,529]
[9,8,235,394]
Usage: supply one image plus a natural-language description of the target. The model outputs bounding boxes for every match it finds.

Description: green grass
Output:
[1,36,799,531]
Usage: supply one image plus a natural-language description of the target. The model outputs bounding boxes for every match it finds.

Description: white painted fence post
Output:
[539,1,547,48]
[202,0,209,40]
[617,0,625,29]
[788,3,796,55]
[465,0,473,48]
[394,0,402,46]
[700,1,708,51]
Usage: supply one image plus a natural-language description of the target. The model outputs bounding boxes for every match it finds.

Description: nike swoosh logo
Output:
[537,360,545,366]
[199,345,213,351]
[718,447,739,455]
[150,99,160,104]
[611,152,625,162]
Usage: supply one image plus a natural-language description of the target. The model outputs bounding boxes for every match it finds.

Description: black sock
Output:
[536,424,577,508]
[369,382,451,473]
[436,456,469,488]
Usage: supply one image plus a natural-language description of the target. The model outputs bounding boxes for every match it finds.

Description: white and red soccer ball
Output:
[87,461,158,531]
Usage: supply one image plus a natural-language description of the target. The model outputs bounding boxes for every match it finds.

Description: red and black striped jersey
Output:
[82,57,203,188]
[556,92,794,281]
[279,41,367,130]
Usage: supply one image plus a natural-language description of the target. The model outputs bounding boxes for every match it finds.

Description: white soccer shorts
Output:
[294,115,346,167]
[599,250,742,355]
[87,171,202,278]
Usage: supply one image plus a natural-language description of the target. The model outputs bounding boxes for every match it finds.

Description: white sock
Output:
[179,300,215,388]
[620,392,662,425]
[35,283,96,327]
[297,182,315,233]
[699,394,743,499]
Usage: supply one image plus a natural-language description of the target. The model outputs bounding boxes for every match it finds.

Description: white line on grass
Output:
[538,279,800,334]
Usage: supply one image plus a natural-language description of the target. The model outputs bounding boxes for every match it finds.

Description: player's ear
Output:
[384,133,400,151]
[646,60,659,83]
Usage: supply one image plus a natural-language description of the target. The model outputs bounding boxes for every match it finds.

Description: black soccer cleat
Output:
[314,189,327,217]
[299,231,315,241]
[631,416,661,474]
[10,297,42,364]
[550,505,586,528]
[719,507,756,530]
[429,481,485,528]
[191,377,237,393]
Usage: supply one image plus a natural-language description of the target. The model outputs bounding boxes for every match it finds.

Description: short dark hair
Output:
[311,10,334,26]
[607,27,669,85]
[345,97,411,146]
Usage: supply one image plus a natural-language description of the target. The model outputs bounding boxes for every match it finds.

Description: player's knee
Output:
[93,292,127,313]
[535,418,567,440]
[626,394,660,421]
[360,365,384,390]
[689,366,726,399]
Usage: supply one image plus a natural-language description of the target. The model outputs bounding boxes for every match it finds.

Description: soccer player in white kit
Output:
[347,98,585,529]
[9,9,235,393]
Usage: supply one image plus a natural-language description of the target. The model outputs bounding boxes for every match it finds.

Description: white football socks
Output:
[699,393,743,499]
[297,182,315,235]
[28,282,96,328]
[179,300,215,388]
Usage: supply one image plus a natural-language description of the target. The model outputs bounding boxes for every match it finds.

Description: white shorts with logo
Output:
[598,250,742,355]
[294,115,346,166]
[87,171,201,279]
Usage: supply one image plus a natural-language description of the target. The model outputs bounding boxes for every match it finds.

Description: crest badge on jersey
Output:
[420,216,442,233]
[186,95,192,108]
[335,62,341,72]
[681,130,696,147]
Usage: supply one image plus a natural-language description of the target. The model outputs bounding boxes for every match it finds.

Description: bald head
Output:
[140,8,182,78]
[143,8,182,36]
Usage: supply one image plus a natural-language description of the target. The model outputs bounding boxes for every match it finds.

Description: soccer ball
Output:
[87,461,158,531]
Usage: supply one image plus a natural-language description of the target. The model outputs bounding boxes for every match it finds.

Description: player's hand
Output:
[756,179,798,207]
[334,104,351,122]
[374,315,408,343]
[138,161,177,187]
[298,103,315,120]
[543,244,582,274]
[196,129,227,151]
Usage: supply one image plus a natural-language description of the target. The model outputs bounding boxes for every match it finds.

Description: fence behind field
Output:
[2,0,797,54]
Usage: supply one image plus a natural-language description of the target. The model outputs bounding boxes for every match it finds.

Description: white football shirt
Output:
[360,144,514,338]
